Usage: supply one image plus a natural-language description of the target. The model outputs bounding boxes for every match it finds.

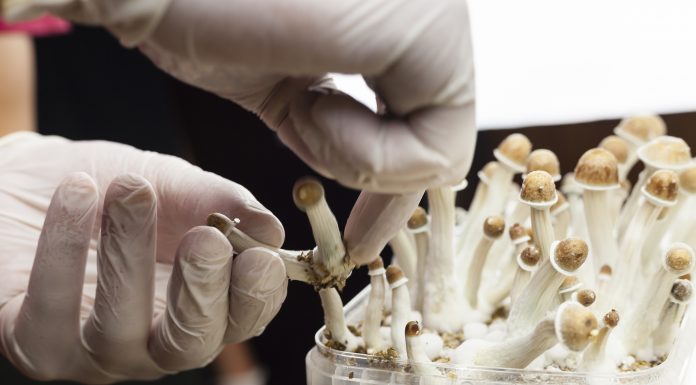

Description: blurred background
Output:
[1,23,695,385]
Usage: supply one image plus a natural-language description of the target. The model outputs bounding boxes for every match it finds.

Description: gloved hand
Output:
[0,132,287,383]
[2,0,476,194]
[1,0,475,264]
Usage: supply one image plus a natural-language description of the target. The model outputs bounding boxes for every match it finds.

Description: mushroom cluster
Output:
[208,115,695,377]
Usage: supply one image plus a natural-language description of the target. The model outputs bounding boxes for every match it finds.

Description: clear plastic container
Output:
[306,286,696,385]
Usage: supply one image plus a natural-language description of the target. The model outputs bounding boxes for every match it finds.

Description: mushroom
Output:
[408,207,429,313]
[509,245,542,307]
[454,302,598,368]
[652,279,693,356]
[404,321,444,382]
[525,149,562,182]
[573,289,597,307]
[599,135,630,181]
[519,171,558,264]
[387,265,413,358]
[457,162,499,255]
[293,177,354,280]
[507,238,589,336]
[574,148,621,274]
[613,115,667,177]
[558,276,583,303]
[464,216,506,308]
[580,309,620,372]
[364,257,387,353]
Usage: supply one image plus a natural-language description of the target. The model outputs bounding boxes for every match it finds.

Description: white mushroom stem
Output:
[408,207,429,313]
[580,310,619,372]
[552,202,571,240]
[422,187,462,332]
[207,213,313,284]
[456,302,597,368]
[319,288,361,352]
[486,238,530,307]
[641,192,690,272]
[583,189,621,273]
[405,321,443,382]
[388,267,413,358]
[364,259,386,353]
[566,191,589,240]
[617,169,652,239]
[464,216,505,308]
[529,206,555,263]
[652,280,693,356]
[509,246,541,307]
[388,229,417,288]
[457,169,490,255]
[293,178,348,277]
[464,235,496,308]
[507,239,588,337]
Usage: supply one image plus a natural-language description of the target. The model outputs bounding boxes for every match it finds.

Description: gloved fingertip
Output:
[56,172,99,211]
[105,173,157,210]
[235,202,285,248]
[231,247,287,296]
[179,226,234,267]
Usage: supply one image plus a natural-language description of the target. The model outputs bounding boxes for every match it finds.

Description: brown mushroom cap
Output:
[386,265,405,284]
[520,245,541,266]
[496,133,532,166]
[576,289,597,307]
[526,149,561,178]
[616,115,666,142]
[407,207,428,230]
[483,216,506,238]
[680,166,696,194]
[644,170,680,202]
[520,171,557,204]
[671,279,693,303]
[405,320,421,337]
[603,310,620,328]
[509,223,527,241]
[557,303,599,351]
[368,257,384,271]
[574,148,619,187]
[481,161,500,181]
[599,264,613,277]
[599,135,630,164]
[665,246,694,274]
[554,238,589,273]
[293,177,324,210]
[640,136,691,168]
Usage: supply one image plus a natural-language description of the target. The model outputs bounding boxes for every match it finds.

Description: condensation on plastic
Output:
[306,286,696,385]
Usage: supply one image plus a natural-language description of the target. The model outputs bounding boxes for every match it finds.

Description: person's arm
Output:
[0,32,34,135]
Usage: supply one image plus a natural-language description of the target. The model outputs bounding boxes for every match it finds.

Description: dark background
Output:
[2,26,695,384]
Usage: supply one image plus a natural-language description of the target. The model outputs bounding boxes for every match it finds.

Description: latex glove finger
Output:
[149,226,233,372]
[224,247,287,344]
[289,92,477,193]
[344,191,424,265]
[82,174,165,380]
[2,173,99,380]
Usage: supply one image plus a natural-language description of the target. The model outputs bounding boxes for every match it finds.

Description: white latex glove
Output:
[1,0,475,263]
[0,132,287,383]
[2,0,476,194]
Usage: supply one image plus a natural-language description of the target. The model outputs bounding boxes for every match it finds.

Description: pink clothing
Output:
[0,15,70,36]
